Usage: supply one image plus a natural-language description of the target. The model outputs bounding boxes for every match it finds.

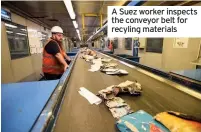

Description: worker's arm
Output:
[55,53,68,71]
[63,53,71,61]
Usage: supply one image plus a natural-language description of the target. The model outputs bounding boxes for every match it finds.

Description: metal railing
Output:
[30,51,79,132]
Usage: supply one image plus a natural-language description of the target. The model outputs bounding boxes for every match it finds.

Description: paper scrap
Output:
[106,69,128,75]
[88,64,101,72]
[78,87,102,105]
[101,68,119,72]
[79,91,94,104]
[88,58,103,72]
[101,58,112,63]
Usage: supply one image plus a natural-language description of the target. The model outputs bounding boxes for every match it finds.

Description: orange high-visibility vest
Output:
[42,39,65,75]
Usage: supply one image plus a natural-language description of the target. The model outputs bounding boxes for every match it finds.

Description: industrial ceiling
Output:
[2,1,199,42]
[2,1,126,41]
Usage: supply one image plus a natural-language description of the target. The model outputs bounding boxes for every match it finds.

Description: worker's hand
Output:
[64,65,69,72]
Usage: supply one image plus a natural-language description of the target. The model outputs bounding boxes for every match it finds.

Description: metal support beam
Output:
[84,14,99,17]
[82,14,85,30]
[82,13,103,42]
[87,0,145,42]
[82,14,85,41]
[100,14,103,27]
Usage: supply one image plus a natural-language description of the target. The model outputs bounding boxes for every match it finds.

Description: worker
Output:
[100,38,105,51]
[42,26,71,80]
[109,40,114,53]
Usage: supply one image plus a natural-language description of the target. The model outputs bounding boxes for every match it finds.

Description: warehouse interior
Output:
[1,1,201,132]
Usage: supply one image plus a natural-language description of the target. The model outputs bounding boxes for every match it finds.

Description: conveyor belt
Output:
[2,80,59,132]
[54,53,201,132]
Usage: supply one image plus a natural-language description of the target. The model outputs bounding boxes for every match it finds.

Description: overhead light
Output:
[78,34,81,40]
[21,29,27,31]
[16,33,27,36]
[37,32,42,35]
[77,33,81,41]
[6,31,13,34]
[64,0,76,19]
[76,29,79,34]
[73,21,78,28]
[5,23,17,28]
[75,29,81,41]
[28,29,37,32]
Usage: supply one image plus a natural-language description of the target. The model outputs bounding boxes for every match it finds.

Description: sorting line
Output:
[98,52,201,100]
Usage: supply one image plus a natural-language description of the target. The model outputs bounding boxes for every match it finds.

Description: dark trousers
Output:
[44,73,62,80]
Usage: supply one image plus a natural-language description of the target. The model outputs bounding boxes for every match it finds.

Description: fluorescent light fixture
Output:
[78,35,81,40]
[21,29,27,31]
[64,0,76,19]
[77,33,81,41]
[6,31,13,34]
[75,29,81,40]
[73,21,78,29]
[16,33,27,36]
[78,34,81,40]
[76,29,79,34]
[5,23,17,28]
[28,29,37,32]
[37,32,42,36]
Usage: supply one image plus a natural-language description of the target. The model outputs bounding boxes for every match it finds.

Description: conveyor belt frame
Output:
[30,52,79,132]
[100,51,201,92]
